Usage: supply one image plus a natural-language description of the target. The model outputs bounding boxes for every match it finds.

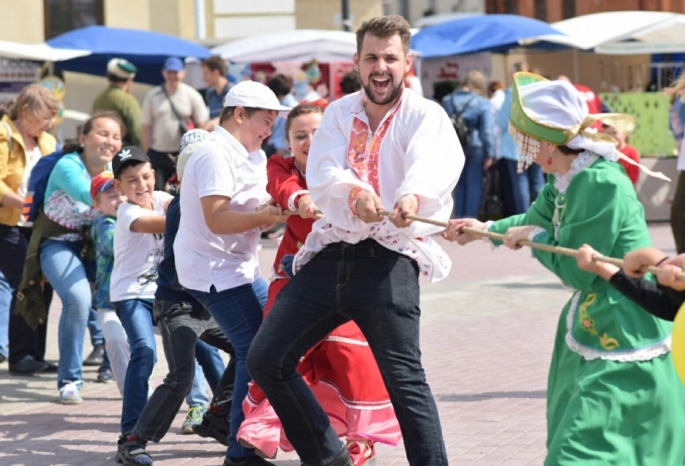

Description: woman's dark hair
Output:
[285,103,326,139]
[558,145,584,156]
[62,110,126,154]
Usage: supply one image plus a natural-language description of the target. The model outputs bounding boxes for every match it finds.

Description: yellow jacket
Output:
[0,115,57,226]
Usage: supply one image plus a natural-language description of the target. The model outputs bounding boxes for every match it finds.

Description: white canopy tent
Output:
[211,30,358,63]
[553,11,685,54]
[0,40,90,61]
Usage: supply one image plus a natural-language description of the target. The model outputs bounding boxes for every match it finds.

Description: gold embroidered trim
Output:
[578,293,620,350]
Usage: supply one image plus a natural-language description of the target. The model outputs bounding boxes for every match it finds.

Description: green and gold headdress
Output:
[507,72,669,181]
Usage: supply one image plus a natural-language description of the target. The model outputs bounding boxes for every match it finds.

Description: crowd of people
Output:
[3,12,685,466]
[439,62,643,221]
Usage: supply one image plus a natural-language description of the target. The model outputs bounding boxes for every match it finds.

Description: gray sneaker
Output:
[116,435,153,466]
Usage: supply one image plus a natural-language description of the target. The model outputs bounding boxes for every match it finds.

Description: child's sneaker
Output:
[181,404,206,434]
[193,407,229,445]
[116,434,153,466]
[59,381,82,405]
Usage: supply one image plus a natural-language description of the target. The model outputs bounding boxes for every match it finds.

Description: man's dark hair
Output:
[107,73,130,84]
[340,71,362,95]
[267,74,291,98]
[356,15,411,56]
[202,55,228,77]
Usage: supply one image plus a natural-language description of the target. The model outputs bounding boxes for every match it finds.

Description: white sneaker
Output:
[59,381,83,404]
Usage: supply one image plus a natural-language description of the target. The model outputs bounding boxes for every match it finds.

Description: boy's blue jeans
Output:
[188,277,268,459]
[115,298,157,434]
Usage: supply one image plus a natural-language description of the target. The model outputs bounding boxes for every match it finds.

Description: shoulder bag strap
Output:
[160,85,184,123]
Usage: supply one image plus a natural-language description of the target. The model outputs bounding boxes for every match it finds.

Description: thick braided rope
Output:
[375,211,664,276]
[284,208,673,277]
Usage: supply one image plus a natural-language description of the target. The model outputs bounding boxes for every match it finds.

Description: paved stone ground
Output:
[0,224,676,466]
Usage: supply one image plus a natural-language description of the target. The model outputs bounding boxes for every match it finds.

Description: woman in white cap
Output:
[445,73,685,465]
[174,80,290,466]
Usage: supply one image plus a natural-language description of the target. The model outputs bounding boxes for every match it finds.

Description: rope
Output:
[283,209,680,278]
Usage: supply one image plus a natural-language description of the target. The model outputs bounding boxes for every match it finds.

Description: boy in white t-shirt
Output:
[110,146,173,446]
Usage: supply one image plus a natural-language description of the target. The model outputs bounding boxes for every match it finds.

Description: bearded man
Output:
[247,15,464,466]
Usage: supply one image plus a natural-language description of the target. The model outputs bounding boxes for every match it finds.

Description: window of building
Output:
[486,0,517,14]
[44,0,104,39]
[535,0,547,21]
[503,0,518,13]
[562,0,576,19]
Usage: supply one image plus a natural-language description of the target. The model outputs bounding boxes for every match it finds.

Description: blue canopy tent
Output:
[411,14,574,58]
[47,26,210,84]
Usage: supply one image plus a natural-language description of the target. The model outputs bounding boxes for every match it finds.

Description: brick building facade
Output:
[486,0,685,22]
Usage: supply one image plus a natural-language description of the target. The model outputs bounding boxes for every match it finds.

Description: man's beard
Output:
[363,73,404,105]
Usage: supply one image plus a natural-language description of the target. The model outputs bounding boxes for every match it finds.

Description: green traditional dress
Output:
[490,152,685,465]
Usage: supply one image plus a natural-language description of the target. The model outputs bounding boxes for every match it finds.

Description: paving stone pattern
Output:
[0,225,675,466]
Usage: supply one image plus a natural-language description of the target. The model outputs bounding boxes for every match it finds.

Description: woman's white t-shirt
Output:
[110,190,172,302]
[175,126,269,293]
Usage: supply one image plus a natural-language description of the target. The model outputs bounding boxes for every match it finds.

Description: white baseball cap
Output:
[223,80,292,112]
[179,128,209,152]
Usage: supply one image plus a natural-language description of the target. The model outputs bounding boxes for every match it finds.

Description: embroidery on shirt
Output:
[346,103,401,195]
[578,292,620,350]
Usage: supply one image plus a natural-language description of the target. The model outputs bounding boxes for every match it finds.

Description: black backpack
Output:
[449,94,476,147]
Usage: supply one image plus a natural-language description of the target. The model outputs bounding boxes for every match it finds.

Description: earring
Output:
[547,157,553,165]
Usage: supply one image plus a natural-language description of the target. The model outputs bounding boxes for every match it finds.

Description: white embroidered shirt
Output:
[293,89,464,282]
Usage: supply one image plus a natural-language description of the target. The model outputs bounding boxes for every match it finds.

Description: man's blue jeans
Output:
[189,277,268,459]
[247,240,447,466]
[454,145,486,218]
[499,158,545,216]
[40,239,95,388]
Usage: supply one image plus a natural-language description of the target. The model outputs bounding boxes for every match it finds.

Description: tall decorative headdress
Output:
[509,72,669,181]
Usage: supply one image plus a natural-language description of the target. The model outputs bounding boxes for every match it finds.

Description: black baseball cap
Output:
[112,146,151,177]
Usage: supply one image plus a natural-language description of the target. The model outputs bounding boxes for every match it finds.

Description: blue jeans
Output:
[454,145,486,218]
[247,240,447,466]
[499,159,546,216]
[87,307,104,347]
[194,338,225,394]
[189,277,268,458]
[116,298,157,434]
[0,267,11,358]
[40,239,95,388]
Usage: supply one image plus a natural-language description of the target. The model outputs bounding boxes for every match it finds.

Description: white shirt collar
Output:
[347,88,406,127]
[213,125,251,159]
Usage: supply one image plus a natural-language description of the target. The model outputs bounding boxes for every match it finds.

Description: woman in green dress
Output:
[445,72,685,465]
